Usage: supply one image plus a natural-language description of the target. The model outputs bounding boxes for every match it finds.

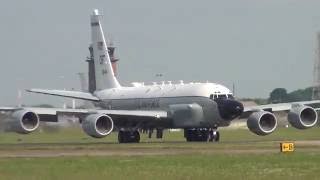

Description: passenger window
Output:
[210,94,214,99]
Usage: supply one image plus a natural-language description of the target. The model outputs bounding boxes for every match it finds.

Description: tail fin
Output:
[90,9,120,90]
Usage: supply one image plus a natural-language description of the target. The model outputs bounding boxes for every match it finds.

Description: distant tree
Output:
[242,87,312,105]
[268,87,313,103]
[269,88,288,103]
[287,87,312,102]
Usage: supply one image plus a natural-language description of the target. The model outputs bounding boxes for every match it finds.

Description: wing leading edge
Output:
[26,89,100,101]
[241,100,320,118]
[0,107,168,122]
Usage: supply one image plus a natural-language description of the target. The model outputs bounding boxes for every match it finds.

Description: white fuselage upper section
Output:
[94,82,232,100]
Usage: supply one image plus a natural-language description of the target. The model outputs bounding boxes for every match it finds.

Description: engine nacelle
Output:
[10,110,40,134]
[247,111,277,136]
[82,114,114,138]
[288,105,318,129]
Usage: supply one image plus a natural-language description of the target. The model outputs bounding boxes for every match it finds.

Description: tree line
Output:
[240,87,313,105]
[269,87,313,103]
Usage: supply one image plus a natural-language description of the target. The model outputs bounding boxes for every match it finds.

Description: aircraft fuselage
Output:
[94,82,243,129]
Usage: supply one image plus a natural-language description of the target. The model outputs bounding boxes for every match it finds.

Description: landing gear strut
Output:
[118,130,140,143]
[156,128,163,139]
[146,128,163,139]
[184,128,220,142]
[208,129,220,142]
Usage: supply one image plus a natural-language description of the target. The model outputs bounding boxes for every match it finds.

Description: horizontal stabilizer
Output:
[26,89,100,101]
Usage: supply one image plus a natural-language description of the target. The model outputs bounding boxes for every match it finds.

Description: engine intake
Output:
[10,110,40,134]
[82,114,114,138]
[247,111,277,136]
[288,105,318,129]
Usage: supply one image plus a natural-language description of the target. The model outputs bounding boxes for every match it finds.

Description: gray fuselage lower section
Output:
[97,96,230,129]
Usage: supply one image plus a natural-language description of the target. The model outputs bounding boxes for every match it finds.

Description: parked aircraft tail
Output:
[90,9,120,90]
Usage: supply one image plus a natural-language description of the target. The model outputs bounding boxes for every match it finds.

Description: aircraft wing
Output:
[0,106,169,136]
[0,107,168,122]
[26,89,100,101]
[241,100,320,118]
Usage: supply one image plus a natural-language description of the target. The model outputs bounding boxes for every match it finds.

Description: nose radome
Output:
[215,99,244,120]
[229,100,244,117]
[236,101,244,114]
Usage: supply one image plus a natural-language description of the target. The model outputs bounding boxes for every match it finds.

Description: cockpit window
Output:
[218,94,227,99]
[228,94,234,99]
[210,94,214,99]
[210,94,230,100]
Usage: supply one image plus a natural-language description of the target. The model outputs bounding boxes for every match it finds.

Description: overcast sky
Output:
[1,0,320,106]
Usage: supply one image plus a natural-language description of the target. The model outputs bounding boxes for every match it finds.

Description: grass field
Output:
[0,126,318,180]
[0,153,319,180]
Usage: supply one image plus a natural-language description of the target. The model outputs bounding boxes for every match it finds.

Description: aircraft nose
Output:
[234,102,244,115]
[215,99,244,120]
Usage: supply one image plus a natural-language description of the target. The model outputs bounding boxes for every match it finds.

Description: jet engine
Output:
[288,105,318,129]
[82,114,114,138]
[247,111,277,136]
[10,110,40,134]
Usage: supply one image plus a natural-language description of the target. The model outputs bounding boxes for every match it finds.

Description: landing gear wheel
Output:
[208,129,214,142]
[184,129,194,142]
[118,130,140,143]
[118,131,126,143]
[156,129,163,139]
[213,131,220,142]
[184,129,209,142]
[133,130,140,143]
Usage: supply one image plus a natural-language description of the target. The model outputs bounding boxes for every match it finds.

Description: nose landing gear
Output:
[208,129,220,142]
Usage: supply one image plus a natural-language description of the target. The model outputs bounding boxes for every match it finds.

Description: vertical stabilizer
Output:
[90,9,120,90]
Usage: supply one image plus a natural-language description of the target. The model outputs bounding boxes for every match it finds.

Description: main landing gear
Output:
[184,128,220,142]
[118,128,220,143]
[118,130,140,143]
[118,128,164,143]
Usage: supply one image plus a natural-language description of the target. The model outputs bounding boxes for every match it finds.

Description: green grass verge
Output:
[0,127,318,180]
[0,153,319,180]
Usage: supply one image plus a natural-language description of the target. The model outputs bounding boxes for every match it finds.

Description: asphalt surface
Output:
[0,140,318,157]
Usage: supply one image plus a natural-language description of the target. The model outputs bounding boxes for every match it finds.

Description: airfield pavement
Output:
[0,140,318,158]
